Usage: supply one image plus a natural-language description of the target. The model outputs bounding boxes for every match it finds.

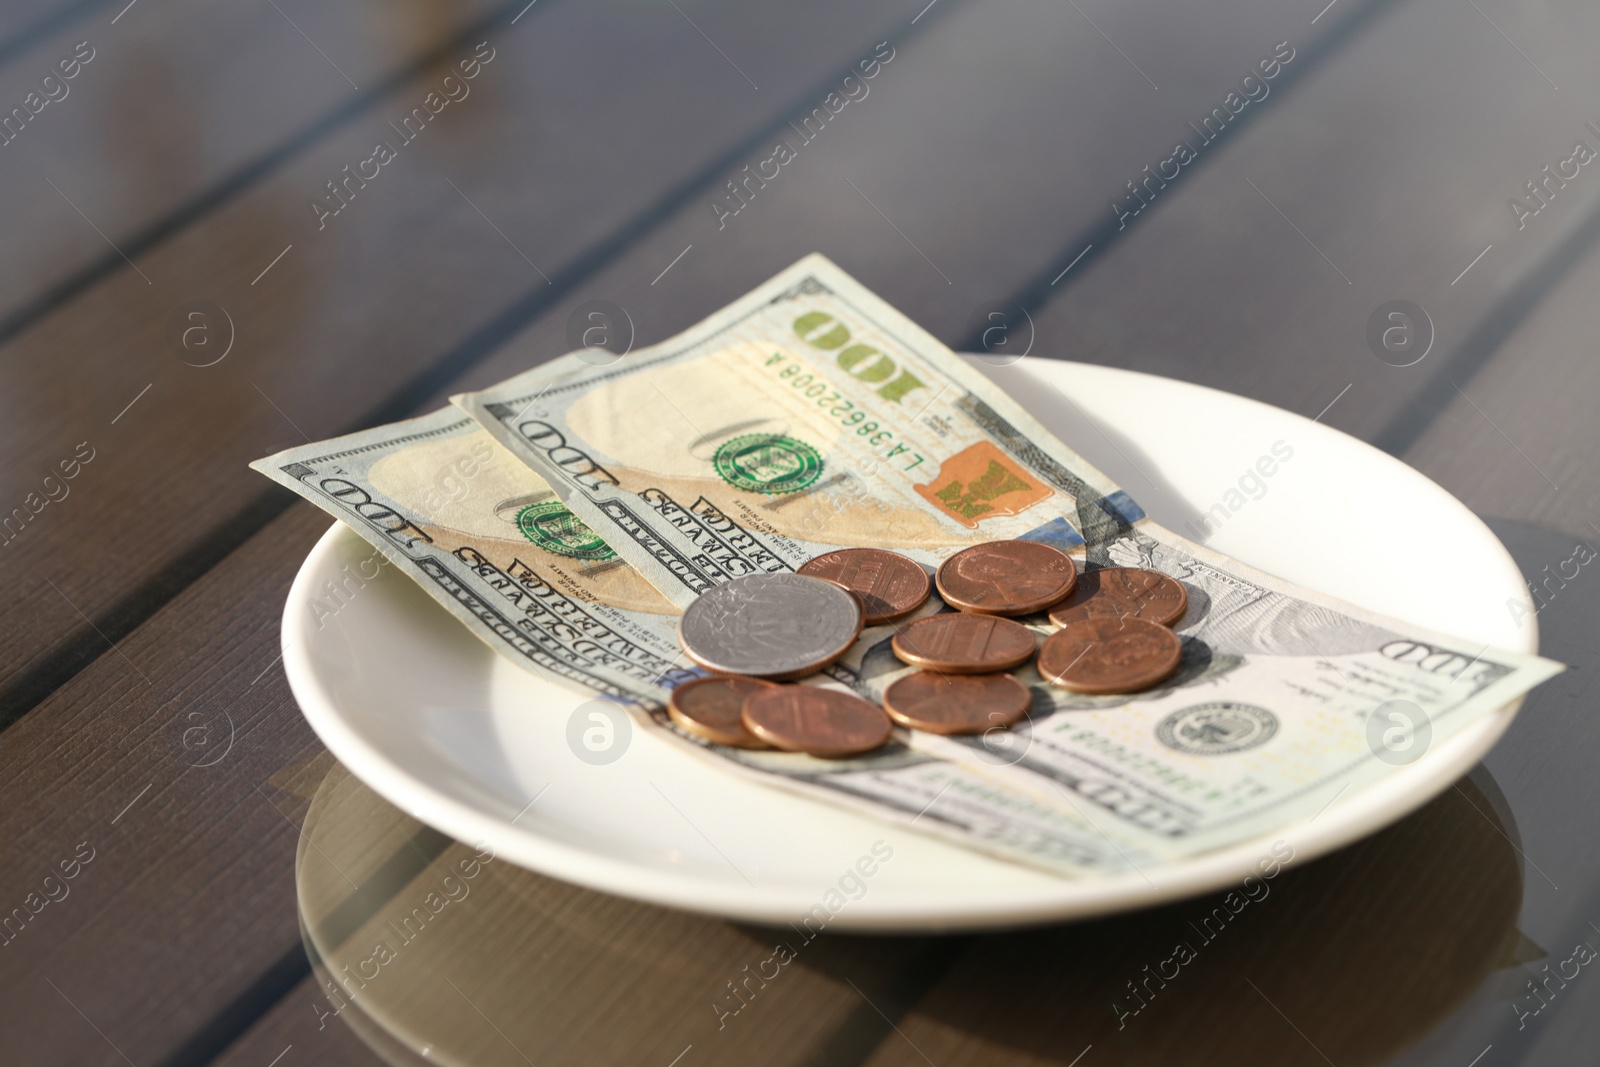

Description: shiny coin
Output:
[1037,616,1182,694]
[678,573,863,680]
[883,672,1031,735]
[741,686,893,758]
[935,540,1078,616]
[890,613,1036,674]
[798,548,932,626]
[1048,567,1188,628]
[668,677,777,748]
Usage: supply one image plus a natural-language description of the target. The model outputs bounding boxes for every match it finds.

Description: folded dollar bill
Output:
[446,253,1562,860]
[252,409,1162,878]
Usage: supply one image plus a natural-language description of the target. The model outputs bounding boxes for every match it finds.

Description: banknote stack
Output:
[253,254,1563,880]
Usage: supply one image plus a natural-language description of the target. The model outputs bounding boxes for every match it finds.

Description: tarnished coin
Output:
[678,573,863,680]
[935,540,1078,616]
[1037,616,1182,694]
[883,672,1031,735]
[798,548,932,626]
[1048,567,1188,628]
[741,686,893,758]
[890,613,1036,674]
[668,677,777,748]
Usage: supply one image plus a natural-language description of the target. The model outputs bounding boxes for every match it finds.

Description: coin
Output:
[678,573,863,680]
[890,613,1037,674]
[883,672,1031,735]
[668,676,777,748]
[1047,567,1188,628]
[798,548,932,626]
[741,686,893,758]
[1036,616,1183,694]
[935,540,1078,616]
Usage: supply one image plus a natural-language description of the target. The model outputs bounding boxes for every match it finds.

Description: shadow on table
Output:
[292,754,1525,1067]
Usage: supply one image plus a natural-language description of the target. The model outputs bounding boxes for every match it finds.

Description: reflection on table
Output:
[295,759,1526,1066]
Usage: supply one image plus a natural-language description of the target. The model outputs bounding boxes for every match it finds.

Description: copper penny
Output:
[935,540,1078,616]
[668,676,778,748]
[798,548,932,626]
[741,686,893,758]
[1037,616,1182,694]
[883,672,1031,735]
[1048,567,1188,628]
[890,613,1037,674]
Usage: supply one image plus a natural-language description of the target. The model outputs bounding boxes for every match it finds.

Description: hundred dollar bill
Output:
[251,409,1164,878]
[838,527,1558,858]
[453,253,1563,859]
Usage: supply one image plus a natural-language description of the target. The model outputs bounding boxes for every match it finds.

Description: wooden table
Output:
[2,1,1596,1063]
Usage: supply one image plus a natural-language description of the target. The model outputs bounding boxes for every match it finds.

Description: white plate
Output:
[282,357,1535,932]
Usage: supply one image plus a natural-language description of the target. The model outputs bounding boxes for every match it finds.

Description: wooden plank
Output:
[0,4,993,1060]
[1378,224,1600,1060]
[11,0,1595,1063]
[0,0,928,722]
[0,0,937,1055]
[866,139,1600,1060]
[0,503,331,1066]
[209,975,390,1067]
[0,0,1399,728]
[0,503,944,1067]
[218,762,956,1067]
[940,11,1600,1060]
[1472,524,1600,1067]
[1398,224,1600,537]
[857,519,1600,1066]
[967,13,1600,1060]
[859,775,1523,1066]
[200,515,1600,1066]
[0,1,1407,1057]
[1003,0,1600,471]
[425,0,1389,410]
[0,0,509,715]
[0,0,500,335]
[1449,518,1600,1066]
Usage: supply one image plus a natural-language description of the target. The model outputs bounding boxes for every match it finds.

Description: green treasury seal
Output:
[712,434,823,494]
[516,501,617,560]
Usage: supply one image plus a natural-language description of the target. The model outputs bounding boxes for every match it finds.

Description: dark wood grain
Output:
[226,762,957,1067]
[0,5,985,1060]
[0,0,499,341]
[213,762,1530,1067]
[209,975,391,1067]
[1400,230,1600,537]
[1466,520,1600,1066]
[1007,0,1600,469]
[860,775,1522,1067]
[0,0,1369,721]
[0,501,328,1066]
[0,0,930,723]
[413,0,1391,418]
[1,0,1597,1062]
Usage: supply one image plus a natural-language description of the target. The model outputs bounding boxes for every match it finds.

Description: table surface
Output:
[1,1,1597,1064]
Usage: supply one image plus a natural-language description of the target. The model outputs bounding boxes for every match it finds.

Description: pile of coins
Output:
[888,540,1186,735]
[670,541,1189,759]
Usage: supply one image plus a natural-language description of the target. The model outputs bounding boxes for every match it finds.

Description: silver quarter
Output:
[677,573,864,680]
